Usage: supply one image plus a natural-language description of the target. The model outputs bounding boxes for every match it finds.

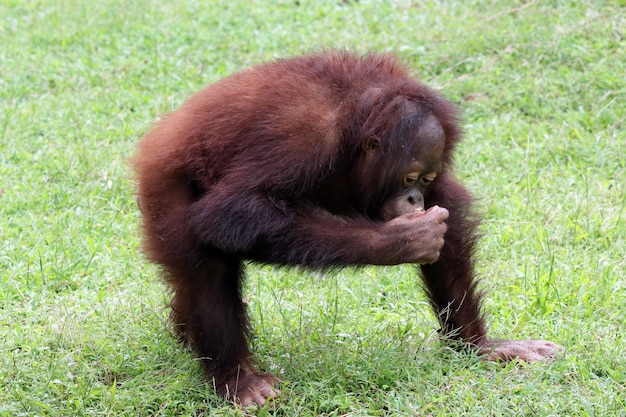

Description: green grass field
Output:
[1,0,624,415]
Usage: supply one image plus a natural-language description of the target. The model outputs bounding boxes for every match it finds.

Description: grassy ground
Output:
[1,0,624,415]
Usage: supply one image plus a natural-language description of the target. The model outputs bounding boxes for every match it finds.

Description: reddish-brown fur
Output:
[134,51,561,406]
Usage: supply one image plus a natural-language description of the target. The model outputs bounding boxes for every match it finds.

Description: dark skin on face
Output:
[134,51,563,407]
[381,113,446,218]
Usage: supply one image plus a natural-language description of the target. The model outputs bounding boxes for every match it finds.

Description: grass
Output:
[1,0,624,415]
